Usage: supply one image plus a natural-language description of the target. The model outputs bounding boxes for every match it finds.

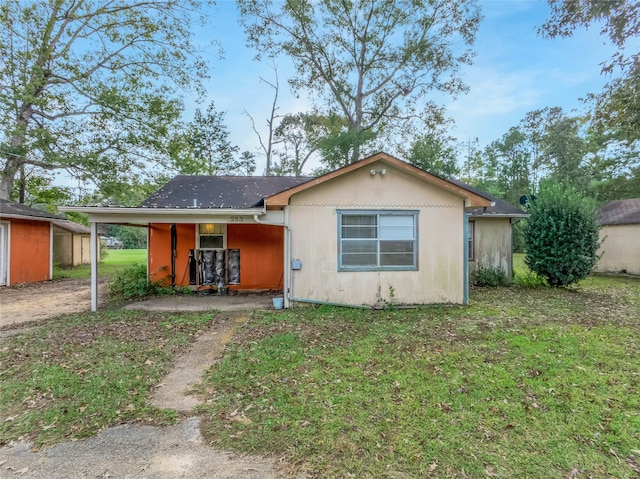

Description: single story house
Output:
[53,220,92,267]
[62,152,526,310]
[596,198,640,276]
[0,199,65,286]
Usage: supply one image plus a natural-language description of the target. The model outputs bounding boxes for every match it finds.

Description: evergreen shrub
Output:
[524,183,601,287]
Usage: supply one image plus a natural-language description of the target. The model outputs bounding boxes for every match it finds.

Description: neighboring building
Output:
[454,181,528,278]
[62,152,526,309]
[0,199,64,285]
[596,198,640,276]
[53,220,92,267]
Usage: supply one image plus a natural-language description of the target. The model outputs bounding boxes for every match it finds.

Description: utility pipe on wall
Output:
[253,212,291,308]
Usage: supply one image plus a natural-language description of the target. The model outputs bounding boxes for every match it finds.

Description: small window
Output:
[468,220,475,262]
[338,211,418,271]
[198,223,226,249]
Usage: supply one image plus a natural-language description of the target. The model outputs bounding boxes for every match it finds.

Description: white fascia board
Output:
[0,213,60,223]
[58,206,267,225]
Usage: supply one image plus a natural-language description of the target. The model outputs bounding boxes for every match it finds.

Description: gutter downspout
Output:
[463,210,470,305]
[253,211,291,308]
[90,222,98,312]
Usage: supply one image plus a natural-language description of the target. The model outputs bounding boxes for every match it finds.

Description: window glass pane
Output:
[380,240,414,253]
[343,240,377,253]
[199,224,224,234]
[342,226,377,238]
[380,253,415,266]
[379,215,414,239]
[342,253,377,266]
[342,215,376,226]
[200,235,224,248]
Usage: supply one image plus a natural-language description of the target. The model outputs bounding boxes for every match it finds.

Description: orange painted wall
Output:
[148,223,195,286]
[147,223,284,290]
[8,219,51,285]
[228,224,284,290]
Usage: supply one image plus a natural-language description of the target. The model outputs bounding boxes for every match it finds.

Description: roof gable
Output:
[599,198,640,225]
[265,152,493,209]
[0,198,64,221]
[140,176,311,209]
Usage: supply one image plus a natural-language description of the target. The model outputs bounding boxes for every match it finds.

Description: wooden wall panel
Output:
[228,224,284,290]
[9,219,51,285]
[148,223,195,286]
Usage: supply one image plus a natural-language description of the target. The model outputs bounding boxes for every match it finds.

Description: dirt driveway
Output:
[0,278,105,329]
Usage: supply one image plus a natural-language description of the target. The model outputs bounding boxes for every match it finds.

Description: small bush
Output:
[514,270,548,288]
[472,266,512,287]
[108,264,165,301]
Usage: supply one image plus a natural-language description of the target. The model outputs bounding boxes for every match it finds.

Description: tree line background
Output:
[1,0,638,244]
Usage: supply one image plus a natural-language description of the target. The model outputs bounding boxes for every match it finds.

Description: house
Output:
[62,152,525,310]
[53,220,92,267]
[596,198,640,276]
[0,199,65,285]
[453,182,528,278]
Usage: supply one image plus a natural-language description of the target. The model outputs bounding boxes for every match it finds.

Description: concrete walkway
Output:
[125,294,276,313]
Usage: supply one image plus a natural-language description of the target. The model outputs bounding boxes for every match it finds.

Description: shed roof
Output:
[140,176,311,209]
[449,180,528,218]
[598,198,640,226]
[0,198,65,221]
[53,220,91,234]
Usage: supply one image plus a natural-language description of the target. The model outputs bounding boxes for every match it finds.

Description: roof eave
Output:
[0,213,59,223]
[59,206,267,224]
[265,152,492,208]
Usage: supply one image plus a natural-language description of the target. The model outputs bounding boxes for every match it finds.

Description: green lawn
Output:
[2,265,638,478]
[196,276,640,478]
[53,249,147,280]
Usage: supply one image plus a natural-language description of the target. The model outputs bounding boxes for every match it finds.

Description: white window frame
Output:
[337,210,418,272]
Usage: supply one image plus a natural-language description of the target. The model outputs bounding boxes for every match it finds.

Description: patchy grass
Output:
[198,278,640,478]
[54,249,147,280]
[0,310,212,446]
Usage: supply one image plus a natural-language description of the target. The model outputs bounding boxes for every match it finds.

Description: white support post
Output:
[90,222,98,312]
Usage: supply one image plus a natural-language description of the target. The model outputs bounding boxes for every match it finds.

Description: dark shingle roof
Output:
[0,198,64,220]
[449,180,527,217]
[140,176,312,209]
[598,198,640,226]
[53,220,91,234]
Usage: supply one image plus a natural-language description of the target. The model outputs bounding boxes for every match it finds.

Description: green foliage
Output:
[108,264,165,301]
[514,270,548,288]
[238,0,482,164]
[0,0,211,200]
[406,132,460,179]
[524,182,601,287]
[471,266,512,287]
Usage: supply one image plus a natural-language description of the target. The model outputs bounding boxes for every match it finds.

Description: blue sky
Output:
[188,0,623,174]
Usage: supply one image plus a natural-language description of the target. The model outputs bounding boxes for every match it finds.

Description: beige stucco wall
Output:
[53,230,72,266]
[469,217,513,277]
[596,224,640,275]
[288,160,466,306]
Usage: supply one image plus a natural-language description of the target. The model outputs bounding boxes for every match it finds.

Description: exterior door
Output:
[0,223,8,285]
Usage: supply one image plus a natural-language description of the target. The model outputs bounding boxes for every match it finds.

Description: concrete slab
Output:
[124,294,278,312]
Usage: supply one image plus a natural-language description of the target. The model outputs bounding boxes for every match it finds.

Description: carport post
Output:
[90,222,98,312]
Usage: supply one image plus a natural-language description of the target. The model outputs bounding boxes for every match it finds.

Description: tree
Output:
[238,151,257,176]
[524,182,601,287]
[405,132,459,179]
[0,0,212,200]
[189,102,240,175]
[238,0,482,165]
[272,113,322,176]
[539,0,640,144]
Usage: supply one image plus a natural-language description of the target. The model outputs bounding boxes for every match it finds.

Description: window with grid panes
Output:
[338,211,418,271]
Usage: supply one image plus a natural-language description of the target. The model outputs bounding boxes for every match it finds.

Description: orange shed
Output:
[0,199,64,286]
